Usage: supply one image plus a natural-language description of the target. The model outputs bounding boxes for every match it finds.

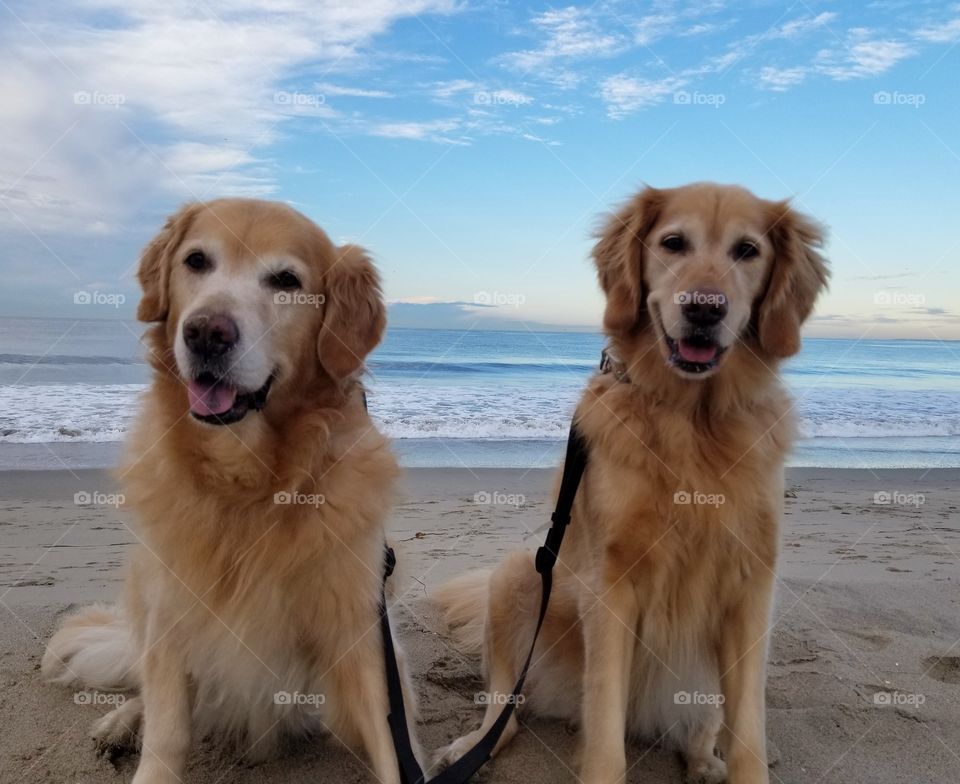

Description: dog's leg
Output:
[329,632,416,784]
[131,608,192,784]
[578,581,638,784]
[717,571,773,784]
[435,552,542,769]
[434,640,520,769]
[684,707,727,784]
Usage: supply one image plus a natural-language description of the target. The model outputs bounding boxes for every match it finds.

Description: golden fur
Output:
[434,183,829,784]
[42,199,418,784]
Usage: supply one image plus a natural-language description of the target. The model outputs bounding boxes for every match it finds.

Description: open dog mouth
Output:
[664,333,727,374]
[653,307,728,375]
[186,373,274,425]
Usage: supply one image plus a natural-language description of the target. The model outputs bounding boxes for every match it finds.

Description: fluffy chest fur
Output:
[569,371,793,648]
[117,387,399,742]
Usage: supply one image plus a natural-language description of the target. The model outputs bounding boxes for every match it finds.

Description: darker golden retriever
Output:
[436,183,829,784]
[43,199,419,784]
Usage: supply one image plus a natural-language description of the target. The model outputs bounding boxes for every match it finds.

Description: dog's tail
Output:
[41,603,139,691]
[432,570,491,656]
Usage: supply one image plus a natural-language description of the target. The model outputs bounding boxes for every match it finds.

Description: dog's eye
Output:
[733,241,760,261]
[184,251,209,272]
[660,234,686,253]
[268,270,302,290]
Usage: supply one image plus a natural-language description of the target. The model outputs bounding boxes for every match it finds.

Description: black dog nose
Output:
[681,289,728,326]
[183,313,239,357]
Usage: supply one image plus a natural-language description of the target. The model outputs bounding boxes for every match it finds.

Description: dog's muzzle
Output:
[660,289,731,375]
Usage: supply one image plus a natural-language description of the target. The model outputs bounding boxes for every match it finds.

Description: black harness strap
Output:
[379,422,590,784]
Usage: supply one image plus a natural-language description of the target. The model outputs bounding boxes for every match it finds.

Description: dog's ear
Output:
[593,187,663,338]
[757,202,830,358]
[136,203,201,322]
[317,244,386,379]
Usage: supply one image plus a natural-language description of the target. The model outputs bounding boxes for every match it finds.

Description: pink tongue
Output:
[677,340,718,364]
[187,379,238,416]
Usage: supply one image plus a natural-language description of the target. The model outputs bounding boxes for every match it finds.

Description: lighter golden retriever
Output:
[42,199,419,783]
[435,183,829,784]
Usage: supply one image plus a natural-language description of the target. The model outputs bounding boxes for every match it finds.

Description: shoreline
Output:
[2,437,960,471]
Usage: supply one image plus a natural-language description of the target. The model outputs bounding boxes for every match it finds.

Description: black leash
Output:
[378,422,590,784]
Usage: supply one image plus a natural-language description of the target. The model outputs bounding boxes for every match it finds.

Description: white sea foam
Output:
[1,380,958,443]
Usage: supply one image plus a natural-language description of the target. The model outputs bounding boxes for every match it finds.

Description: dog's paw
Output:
[685,754,727,784]
[91,700,141,760]
[433,734,476,770]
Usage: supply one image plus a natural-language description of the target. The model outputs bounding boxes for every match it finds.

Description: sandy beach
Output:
[1,466,958,783]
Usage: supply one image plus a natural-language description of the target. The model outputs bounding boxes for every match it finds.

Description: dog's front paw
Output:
[433,733,478,770]
[685,753,727,783]
[91,699,141,760]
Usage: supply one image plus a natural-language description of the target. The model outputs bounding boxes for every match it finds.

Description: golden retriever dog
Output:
[435,183,829,784]
[42,199,419,784]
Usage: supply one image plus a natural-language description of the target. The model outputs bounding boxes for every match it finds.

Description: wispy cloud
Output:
[314,82,393,98]
[600,74,685,118]
[776,12,838,39]
[914,17,960,43]
[500,6,626,72]
[758,65,807,91]
[371,118,462,142]
[816,36,915,80]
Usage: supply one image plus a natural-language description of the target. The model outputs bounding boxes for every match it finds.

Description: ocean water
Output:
[1,317,958,469]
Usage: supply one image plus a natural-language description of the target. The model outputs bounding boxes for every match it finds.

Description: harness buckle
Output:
[535,545,556,574]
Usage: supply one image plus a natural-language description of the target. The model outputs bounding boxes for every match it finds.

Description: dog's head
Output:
[137,198,385,425]
[594,183,828,379]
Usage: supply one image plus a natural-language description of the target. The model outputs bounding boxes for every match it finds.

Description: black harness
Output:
[375,352,618,784]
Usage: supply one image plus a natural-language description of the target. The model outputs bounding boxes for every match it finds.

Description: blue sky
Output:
[2,0,959,338]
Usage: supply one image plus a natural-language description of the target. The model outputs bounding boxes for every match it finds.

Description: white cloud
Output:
[431,79,478,99]
[776,12,838,39]
[817,38,915,80]
[501,6,625,71]
[915,18,960,43]
[0,0,458,235]
[314,82,392,98]
[758,66,807,91]
[633,14,675,47]
[371,118,461,141]
[600,74,686,118]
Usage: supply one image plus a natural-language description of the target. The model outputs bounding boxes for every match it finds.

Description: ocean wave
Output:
[369,359,596,374]
[0,353,142,366]
[1,380,958,444]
